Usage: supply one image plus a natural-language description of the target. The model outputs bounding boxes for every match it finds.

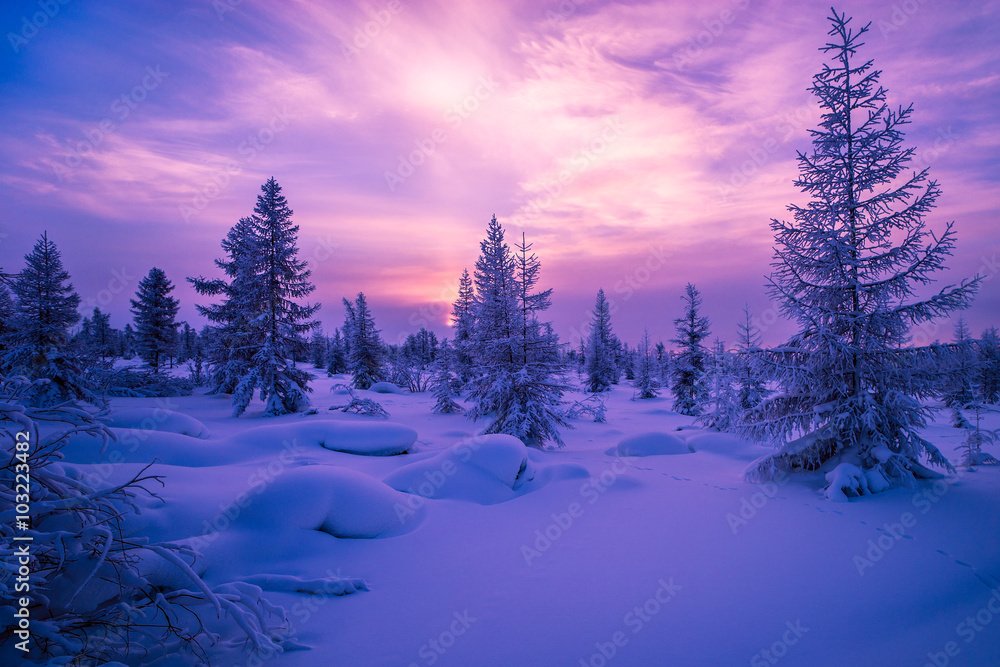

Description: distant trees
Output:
[633,328,659,399]
[131,267,180,373]
[978,327,1000,404]
[739,11,980,484]
[585,289,617,392]
[670,283,710,416]
[735,305,768,413]
[450,268,476,383]
[431,340,464,414]
[310,326,327,368]
[699,340,740,431]
[326,328,348,375]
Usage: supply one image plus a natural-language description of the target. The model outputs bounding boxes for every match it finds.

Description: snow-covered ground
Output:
[63,374,1000,666]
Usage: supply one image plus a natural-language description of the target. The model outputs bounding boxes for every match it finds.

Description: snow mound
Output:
[107,408,210,438]
[609,432,692,457]
[242,466,423,538]
[368,382,408,394]
[824,462,890,502]
[59,419,416,467]
[240,420,417,456]
[383,435,538,505]
[683,430,759,459]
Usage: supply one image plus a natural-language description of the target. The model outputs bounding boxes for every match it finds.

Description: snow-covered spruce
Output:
[192,179,320,416]
[698,339,740,431]
[431,340,464,414]
[344,292,385,390]
[669,283,710,416]
[633,328,660,400]
[739,11,980,488]
[735,305,769,414]
[584,289,618,393]
[465,217,569,447]
[450,268,477,384]
[189,216,260,396]
[130,267,181,373]
[2,233,95,407]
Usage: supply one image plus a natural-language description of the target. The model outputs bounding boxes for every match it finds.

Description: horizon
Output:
[2,0,998,348]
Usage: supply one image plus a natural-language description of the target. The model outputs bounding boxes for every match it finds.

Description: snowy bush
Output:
[0,376,296,663]
[330,384,390,419]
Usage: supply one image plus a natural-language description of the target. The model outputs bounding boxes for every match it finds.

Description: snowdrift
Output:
[368,382,408,394]
[58,418,417,467]
[107,407,210,438]
[384,434,539,505]
[265,420,417,455]
[609,431,692,457]
[240,466,423,538]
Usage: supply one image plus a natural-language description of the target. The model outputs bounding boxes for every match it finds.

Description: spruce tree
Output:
[431,340,464,414]
[944,319,977,428]
[121,323,136,359]
[3,233,92,405]
[699,339,740,431]
[740,11,980,483]
[450,268,476,383]
[346,292,384,390]
[735,305,769,412]
[326,328,348,375]
[670,283,710,416]
[466,218,568,446]
[310,326,327,368]
[633,328,659,399]
[131,267,180,373]
[233,177,320,416]
[584,289,616,392]
[189,216,259,394]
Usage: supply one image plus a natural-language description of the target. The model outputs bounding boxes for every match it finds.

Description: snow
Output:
[58,417,416,467]
[383,434,559,505]
[368,381,408,394]
[609,431,692,457]
[239,465,424,538]
[106,407,210,438]
[45,377,1000,666]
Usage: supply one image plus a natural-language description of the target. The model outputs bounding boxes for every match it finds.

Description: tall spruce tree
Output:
[131,267,180,373]
[232,177,320,416]
[466,217,568,446]
[670,283,711,416]
[740,11,980,484]
[3,233,92,405]
[584,289,616,392]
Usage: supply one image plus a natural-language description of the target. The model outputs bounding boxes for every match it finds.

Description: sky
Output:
[1,0,998,349]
